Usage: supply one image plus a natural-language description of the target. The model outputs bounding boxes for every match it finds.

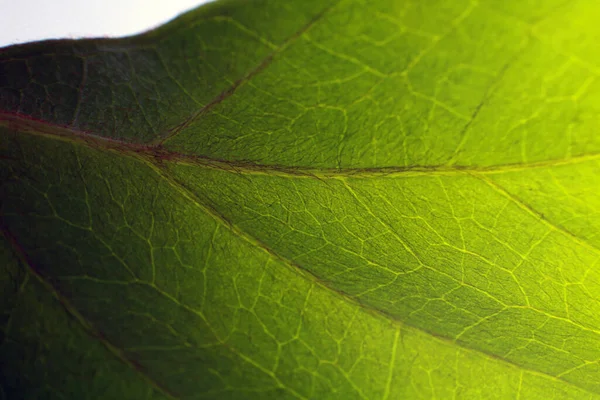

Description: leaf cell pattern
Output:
[3,0,600,398]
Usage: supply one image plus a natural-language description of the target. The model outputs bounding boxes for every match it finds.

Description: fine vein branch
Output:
[0,226,180,400]
[145,163,599,397]
[154,0,341,146]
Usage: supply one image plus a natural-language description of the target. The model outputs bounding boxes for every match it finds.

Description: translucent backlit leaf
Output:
[2,0,600,398]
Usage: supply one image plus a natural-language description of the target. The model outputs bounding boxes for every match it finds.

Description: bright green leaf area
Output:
[2,0,600,398]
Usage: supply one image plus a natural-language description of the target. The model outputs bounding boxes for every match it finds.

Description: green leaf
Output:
[2,0,600,398]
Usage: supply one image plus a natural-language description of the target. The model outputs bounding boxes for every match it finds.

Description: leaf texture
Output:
[3,0,600,398]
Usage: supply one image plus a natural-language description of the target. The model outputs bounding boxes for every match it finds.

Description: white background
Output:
[0,0,213,47]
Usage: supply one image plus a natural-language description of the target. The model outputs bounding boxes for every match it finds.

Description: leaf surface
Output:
[3,0,600,398]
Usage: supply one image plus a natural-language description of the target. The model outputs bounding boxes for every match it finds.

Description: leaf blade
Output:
[3,0,600,398]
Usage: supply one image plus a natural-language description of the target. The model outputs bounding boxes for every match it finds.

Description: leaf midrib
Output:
[3,111,600,178]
